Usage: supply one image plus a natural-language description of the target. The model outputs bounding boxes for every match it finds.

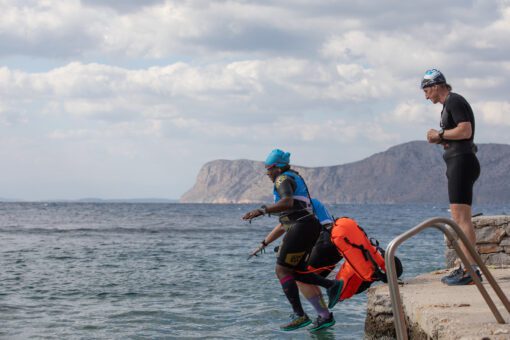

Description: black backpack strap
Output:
[343,237,386,281]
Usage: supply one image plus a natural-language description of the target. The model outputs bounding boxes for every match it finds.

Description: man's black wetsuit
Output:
[440,92,480,204]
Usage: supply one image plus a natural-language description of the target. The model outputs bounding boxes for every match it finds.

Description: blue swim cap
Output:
[265,149,291,168]
[421,69,446,89]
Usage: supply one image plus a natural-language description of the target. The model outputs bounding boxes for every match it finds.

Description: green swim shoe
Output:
[327,280,343,309]
[280,313,312,331]
[309,312,336,332]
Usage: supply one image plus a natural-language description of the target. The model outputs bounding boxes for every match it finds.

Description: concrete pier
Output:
[365,267,510,339]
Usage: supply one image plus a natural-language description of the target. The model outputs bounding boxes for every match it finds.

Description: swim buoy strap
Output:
[342,236,386,281]
[343,237,369,261]
[369,238,379,247]
[357,224,369,238]
[295,264,337,275]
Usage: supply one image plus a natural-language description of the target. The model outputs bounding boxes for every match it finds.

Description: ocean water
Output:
[0,202,508,339]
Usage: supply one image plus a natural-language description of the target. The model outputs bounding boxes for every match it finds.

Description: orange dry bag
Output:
[330,217,386,282]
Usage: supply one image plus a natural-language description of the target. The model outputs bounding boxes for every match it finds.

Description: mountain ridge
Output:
[180,141,510,204]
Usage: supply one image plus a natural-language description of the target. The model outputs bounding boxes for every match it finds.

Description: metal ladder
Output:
[384,217,510,340]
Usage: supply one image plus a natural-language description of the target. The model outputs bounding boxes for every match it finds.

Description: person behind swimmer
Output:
[306,198,343,278]
[248,197,338,332]
[242,149,342,332]
[421,69,481,285]
[307,201,404,301]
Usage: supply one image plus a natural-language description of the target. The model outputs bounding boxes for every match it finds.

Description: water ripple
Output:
[0,202,506,338]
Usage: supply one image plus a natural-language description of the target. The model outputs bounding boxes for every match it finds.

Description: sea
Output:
[0,202,508,339]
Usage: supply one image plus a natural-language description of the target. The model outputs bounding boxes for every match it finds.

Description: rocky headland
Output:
[181,141,510,204]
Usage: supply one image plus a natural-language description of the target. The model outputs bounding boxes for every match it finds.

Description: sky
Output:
[1,0,510,200]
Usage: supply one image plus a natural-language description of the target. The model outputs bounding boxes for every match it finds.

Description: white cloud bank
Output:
[1,0,510,199]
[477,101,510,126]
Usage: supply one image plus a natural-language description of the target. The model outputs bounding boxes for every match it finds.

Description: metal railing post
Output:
[385,217,510,340]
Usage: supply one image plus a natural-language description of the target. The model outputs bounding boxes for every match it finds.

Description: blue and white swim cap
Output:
[421,69,446,89]
[265,149,291,168]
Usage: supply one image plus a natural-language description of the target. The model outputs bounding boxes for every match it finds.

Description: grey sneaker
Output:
[440,266,463,284]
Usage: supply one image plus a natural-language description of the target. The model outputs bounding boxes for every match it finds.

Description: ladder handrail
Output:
[385,217,510,340]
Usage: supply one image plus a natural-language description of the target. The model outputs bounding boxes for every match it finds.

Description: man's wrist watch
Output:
[438,129,445,143]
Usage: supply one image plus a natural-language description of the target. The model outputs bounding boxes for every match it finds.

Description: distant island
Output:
[180,141,510,204]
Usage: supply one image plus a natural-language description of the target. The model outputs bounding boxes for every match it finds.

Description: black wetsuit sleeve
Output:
[448,96,471,124]
[275,175,296,199]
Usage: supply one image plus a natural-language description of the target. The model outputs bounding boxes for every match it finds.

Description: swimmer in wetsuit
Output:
[249,198,338,332]
[251,197,404,330]
[243,149,342,331]
[422,69,482,285]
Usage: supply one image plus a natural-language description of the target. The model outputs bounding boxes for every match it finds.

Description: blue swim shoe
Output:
[280,313,312,331]
[440,265,464,284]
[444,268,482,286]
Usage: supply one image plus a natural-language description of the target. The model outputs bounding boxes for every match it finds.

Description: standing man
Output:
[421,69,481,285]
[242,149,342,331]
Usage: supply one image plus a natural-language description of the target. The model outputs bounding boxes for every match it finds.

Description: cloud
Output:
[384,100,438,124]
[0,0,507,62]
[0,59,399,126]
[1,0,510,199]
[48,120,162,141]
[0,1,101,58]
[271,119,397,144]
[80,0,166,13]
[476,100,510,126]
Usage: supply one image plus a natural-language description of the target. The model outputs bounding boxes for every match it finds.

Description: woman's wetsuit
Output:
[273,170,321,270]
[440,92,480,205]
